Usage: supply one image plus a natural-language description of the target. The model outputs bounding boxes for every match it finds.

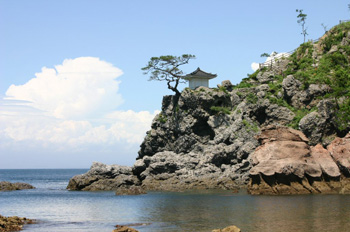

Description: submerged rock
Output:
[248,126,350,195]
[115,186,146,195]
[0,182,35,191]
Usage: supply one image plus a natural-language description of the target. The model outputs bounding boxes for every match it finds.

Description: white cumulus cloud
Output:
[6,57,123,120]
[0,57,159,165]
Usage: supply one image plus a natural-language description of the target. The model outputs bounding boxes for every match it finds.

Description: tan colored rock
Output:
[311,144,340,178]
[212,225,241,232]
[339,178,350,194]
[250,140,318,178]
[328,134,350,176]
[113,225,139,232]
[256,125,309,145]
[248,127,350,195]
[0,182,35,191]
[0,215,34,232]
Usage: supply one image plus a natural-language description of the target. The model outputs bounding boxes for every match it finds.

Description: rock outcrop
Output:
[67,22,350,194]
[0,182,35,191]
[0,215,34,232]
[133,86,298,191]
[67,162,140,191]
[248,126,350,195]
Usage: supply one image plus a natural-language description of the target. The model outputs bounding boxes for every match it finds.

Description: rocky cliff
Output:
[68,22,350,193]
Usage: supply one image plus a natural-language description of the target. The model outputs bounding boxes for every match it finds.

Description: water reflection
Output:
[137,191,350,232]
[1,182,350,231]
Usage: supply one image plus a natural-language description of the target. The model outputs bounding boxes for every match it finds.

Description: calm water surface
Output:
[0,169,350,232]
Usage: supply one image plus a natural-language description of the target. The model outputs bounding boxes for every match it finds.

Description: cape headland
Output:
[68,22,350,194]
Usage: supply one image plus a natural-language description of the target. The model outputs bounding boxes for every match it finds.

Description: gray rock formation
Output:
[299,99,337,146]
[218,80,233,91]
[68,84,299,191]
[133,86,300,191]
[67,162,140,191]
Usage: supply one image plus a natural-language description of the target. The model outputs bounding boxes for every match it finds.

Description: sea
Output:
[1,169,350,232]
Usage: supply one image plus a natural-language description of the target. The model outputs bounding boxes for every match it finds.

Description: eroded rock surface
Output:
[248,126,350,195]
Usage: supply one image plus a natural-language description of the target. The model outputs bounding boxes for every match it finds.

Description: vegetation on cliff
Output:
[237,21,350,138]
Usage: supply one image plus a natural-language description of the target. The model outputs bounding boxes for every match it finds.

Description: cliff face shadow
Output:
[192,119,215,140]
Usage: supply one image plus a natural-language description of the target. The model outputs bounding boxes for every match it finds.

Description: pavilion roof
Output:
[183,67,217,80]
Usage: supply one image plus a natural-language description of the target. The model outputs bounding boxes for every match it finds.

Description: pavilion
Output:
[183,67,217,89]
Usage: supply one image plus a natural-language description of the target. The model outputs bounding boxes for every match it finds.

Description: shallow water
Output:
[0,169,350,232]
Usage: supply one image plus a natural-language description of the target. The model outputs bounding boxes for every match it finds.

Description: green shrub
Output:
[287,109,311,129]
[210,106,231,115]
[235,82,253,89]
[242,119,259,132]
[335,98,350,131]
[157,113,168,123]
[246,93,258,104]
[218,85,228,94]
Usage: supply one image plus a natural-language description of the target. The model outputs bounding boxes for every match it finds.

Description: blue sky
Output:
[0,0,349,168]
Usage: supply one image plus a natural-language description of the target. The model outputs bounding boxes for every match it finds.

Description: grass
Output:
[210,106,231,115]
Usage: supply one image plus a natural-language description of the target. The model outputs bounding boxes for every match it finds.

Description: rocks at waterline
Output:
[0,215,35,232]
[113,225,139,232]
[248,126,350,195]
[0,182,35,191]
[212,225,241,232]
[67,162,140,191]
[113,223,150,232]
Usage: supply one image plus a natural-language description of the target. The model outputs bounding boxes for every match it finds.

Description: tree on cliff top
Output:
[141,54,195,97]
[296,9,308,43]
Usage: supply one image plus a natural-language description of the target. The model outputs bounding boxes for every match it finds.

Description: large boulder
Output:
[328,133,350,176]
[248,126,350,195]
[299,99,337,146]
